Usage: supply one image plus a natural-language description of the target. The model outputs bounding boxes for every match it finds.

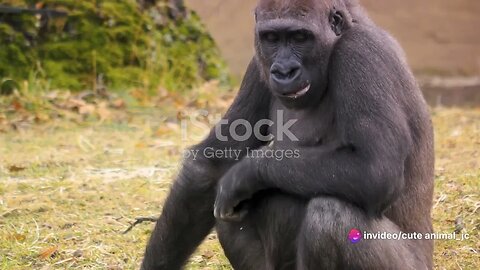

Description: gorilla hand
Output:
[214,160,264,222]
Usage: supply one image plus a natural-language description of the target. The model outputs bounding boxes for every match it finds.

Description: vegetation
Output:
[0,1,477,269]
[0,0,230,92]
[0,83,478,268]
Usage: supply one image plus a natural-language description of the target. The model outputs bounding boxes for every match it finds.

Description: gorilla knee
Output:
[307,197,356,222]
[301,197,363,243]
[296,198,354,269]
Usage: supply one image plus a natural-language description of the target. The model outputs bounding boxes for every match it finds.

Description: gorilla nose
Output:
[270,62,302,85]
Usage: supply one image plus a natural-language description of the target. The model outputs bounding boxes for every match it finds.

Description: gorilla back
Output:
[141,1,434,269]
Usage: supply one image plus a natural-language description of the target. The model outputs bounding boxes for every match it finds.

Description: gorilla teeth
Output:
[287,84,311,99]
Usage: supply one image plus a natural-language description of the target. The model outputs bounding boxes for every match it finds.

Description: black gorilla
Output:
[142,0,434,269]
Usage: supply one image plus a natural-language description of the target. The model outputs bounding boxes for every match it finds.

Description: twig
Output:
[1,208,18,217]
[123,217,158,234]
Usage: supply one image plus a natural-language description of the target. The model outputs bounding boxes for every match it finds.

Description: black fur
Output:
[142,0,434,269]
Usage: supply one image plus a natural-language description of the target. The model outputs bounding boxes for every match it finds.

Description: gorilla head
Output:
[255,0,352,108]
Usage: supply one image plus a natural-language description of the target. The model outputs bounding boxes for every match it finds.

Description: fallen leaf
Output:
[7,233,26,242]
[11,99,23,111]
[111,98,126,109]
[135,142,147,149]
[38,246,58,260]
[35,112,50,123]
[8,165,26,172]
[78,104,96,115]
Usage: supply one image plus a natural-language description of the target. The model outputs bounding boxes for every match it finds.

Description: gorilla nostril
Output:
[275,72,287,80]
[271,64,301,83]
[288,67,300,79]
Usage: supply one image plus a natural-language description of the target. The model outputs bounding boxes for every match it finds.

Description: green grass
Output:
[0,107,478,269]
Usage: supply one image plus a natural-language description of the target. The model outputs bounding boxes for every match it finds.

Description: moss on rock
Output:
[0,0,230,92]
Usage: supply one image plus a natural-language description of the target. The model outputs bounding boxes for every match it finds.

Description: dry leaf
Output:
[11,99,23,111]
[155,126,171,136]
[135,142,147,149]
[8,165,26,172]
[38,246,58,260]
[35,112,50,123]
[155,122,180,137]
[111,99,126,109]
[78,104,96,115]
[7,233,26,242]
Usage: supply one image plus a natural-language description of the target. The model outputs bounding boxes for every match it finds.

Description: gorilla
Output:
[142,0,435,269]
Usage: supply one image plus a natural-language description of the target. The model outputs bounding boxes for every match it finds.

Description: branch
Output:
[123,216,158,234]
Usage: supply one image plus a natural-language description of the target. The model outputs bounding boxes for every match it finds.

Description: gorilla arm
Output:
[142,60,271,270]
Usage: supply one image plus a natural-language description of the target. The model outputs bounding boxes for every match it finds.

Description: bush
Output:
[0,0,230,92]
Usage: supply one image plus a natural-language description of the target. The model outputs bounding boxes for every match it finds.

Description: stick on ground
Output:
[123,217,158,234]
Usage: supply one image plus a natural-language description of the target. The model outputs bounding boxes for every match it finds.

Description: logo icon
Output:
[348,228,362,243]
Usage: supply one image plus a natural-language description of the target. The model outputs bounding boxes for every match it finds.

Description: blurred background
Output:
[0,1,478,269]
[187,0,480,106]
[188,0,480,78]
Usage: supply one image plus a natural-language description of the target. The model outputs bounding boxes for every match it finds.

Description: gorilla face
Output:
[255,2,348,108]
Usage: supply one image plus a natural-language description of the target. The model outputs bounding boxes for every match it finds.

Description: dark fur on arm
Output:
[141,60,271,270]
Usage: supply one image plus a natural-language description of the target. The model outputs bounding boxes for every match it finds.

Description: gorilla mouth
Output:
[284,84,311,99]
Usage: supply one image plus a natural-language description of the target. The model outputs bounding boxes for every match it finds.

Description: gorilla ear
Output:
[329,11,345,36]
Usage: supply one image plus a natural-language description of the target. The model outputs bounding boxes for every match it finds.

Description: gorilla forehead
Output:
[255,18,321,34]
[256,0,336,19]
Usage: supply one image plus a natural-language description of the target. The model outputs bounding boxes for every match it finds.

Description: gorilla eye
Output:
[292,32,308,43]
[261,32,280,43]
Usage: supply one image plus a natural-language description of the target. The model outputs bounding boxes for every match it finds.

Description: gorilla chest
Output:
[268,103,335,147]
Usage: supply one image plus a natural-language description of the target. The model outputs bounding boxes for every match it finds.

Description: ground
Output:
[0,105,479,269]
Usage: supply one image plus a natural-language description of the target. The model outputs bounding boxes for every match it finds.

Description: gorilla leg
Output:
[217,192,307,270]
[297,197,428,270]
[216,219,266,270]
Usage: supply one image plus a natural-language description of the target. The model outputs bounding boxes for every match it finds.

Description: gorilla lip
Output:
[285,84,311,99]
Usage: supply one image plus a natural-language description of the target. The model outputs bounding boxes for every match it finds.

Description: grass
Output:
[0,105,478,269]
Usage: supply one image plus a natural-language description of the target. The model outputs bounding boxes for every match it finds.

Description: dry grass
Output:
[0,106,478,269]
